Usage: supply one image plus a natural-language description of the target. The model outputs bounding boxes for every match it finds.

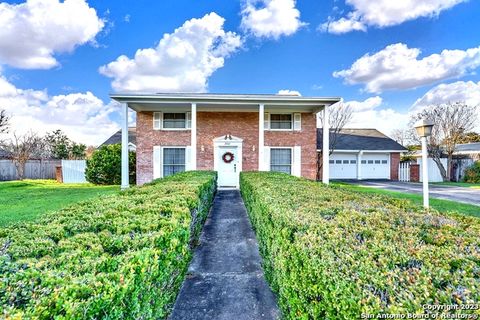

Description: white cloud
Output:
[0,0,104,69]
[241,0,305,39]
[343,96,410,134]
[0,75,119,145]
[277,89,301,96]
[100,12,242,93]
[413,80,480,109]
[321,0,466,34]
[333,43,480,93]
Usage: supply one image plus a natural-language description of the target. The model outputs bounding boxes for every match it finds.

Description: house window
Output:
[382,160,388,164]
[361,160,366,164]
[270,148,292,174]
[163,113,186,129]
[335,160,341,164]
[350,160,357,164]
[329,160,334,164]
[343,160,349,164]
[368,160,374,164]
[375,160,381,164]
[163,148,186,177]
[270,114,292,130]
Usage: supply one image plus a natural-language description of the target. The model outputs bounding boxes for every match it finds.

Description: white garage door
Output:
[329,153,357,179]
[361,154,390,179]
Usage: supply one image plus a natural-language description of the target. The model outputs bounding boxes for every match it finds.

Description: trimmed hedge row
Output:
[1,171,216,319]
[240,172,480,319]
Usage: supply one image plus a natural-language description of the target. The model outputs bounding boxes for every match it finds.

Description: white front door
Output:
[217,146,240,187]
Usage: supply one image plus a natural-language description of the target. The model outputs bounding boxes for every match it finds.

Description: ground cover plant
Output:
[0,179,117,226]
[240,172,480,319]
[333,182,480,218]
[1,171,216,319]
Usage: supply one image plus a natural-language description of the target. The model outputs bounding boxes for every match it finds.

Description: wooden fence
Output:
[398,162,411,182]
[0,160,61,181]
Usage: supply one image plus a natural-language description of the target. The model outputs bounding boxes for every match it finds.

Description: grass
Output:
[332,182,480,218]
[432,181,480,189]
[0,179,118,227]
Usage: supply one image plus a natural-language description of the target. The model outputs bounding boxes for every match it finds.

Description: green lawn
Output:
[432,181,480,189]
[0,180,118,227]
[332,182,480,218]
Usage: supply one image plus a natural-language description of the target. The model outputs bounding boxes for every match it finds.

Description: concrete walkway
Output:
[348,180,480,206]
[169,190,280,320]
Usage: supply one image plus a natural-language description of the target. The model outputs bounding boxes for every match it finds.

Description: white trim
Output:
[153,111,162,130]
[121,103,130,189]
[293,113,301,131]
[317,149,406,153]
[357,151,363,180]
[293,146,301,177]
[153,146,161,179]
[259,104,265,170]
[322,105,330,184]
[213,135,243,188]
[191,103,197,170]
[157,112,191,131]
[267,112,294,131]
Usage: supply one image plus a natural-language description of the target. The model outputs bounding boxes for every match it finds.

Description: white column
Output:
[191,103,197,170]
[357,151,363,180]
[421,136,429,208]
[322,105,330,184]
[259,103,265,171]
[121,103,129,189]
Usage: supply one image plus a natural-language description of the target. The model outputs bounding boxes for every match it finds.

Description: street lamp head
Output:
[414,119,434,138]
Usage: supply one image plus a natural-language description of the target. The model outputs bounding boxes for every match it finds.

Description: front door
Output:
[217,146,240,187]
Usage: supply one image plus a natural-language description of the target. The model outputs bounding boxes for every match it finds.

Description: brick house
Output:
[111,93,340,188]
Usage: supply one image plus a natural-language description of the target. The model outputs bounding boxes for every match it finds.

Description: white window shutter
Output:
[186,112,191,129]
[293,113,301,131]
[263,146,270,171]
[293,146,301,177]
[153,146,162,179]
[153,112,162,130]
[264,113,270,130]
[185,146,192,171]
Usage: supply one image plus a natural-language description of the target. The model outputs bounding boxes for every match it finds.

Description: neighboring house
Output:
[111,93,340,188]
[0,148,11,159]
[317,129,407,180]
[454,142,480,160]
[100,127,137,151]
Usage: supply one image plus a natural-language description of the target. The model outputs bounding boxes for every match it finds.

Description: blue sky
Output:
[0,0,479,144]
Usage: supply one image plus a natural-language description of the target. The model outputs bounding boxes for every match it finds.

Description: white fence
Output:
[0,160,61,181]
[417,158,447,182]
[398,162,411,182]
[61,160,87,183]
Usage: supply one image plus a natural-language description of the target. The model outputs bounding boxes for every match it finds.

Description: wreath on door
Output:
[222,152,235,163]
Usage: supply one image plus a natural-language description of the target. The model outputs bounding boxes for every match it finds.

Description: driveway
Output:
[347,180,480,206]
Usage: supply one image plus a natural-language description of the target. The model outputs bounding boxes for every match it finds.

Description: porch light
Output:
[414,119,435,209]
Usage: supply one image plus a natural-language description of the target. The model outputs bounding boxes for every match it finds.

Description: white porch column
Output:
[191,103,197,170]
[357,151,363,180]
[259,103,265,171]
[322,104,330,184]
[121,103,129,189]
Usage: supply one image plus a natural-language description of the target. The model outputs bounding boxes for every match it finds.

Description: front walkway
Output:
[170,190,280,320]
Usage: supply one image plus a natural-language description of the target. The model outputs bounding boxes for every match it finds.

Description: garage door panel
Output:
[330,153,357,179]
[362,154,390,179]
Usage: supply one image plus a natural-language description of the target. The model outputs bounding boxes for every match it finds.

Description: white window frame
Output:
[153,112,191,131]
[161,146,187,178]
[269,147,294,174]
[268,113,294,131]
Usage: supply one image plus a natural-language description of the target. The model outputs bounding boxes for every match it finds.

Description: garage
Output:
[318,129,407,181]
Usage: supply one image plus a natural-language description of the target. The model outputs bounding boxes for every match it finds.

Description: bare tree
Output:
[390,128,409,146]
[1,132,45,180]
[317,101,353,179]
[0,109,9,134]
[409,102,478,181]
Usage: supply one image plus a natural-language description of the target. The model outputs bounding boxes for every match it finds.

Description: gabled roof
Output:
[317,128,407,152]
[100,127,136,147]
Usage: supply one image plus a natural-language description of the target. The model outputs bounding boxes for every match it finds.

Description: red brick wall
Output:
[410,164,420,182]
[390,153,400,181]
[136,112,191,185]
[197,112,259,171]
[136,111,318,184]
[265,113,318,179]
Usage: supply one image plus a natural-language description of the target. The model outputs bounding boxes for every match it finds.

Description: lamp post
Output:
[414,119,434,209]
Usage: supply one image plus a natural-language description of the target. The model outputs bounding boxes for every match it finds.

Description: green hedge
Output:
[463,161,480,183]
[1,171,216,319]
[240,172,480,319]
